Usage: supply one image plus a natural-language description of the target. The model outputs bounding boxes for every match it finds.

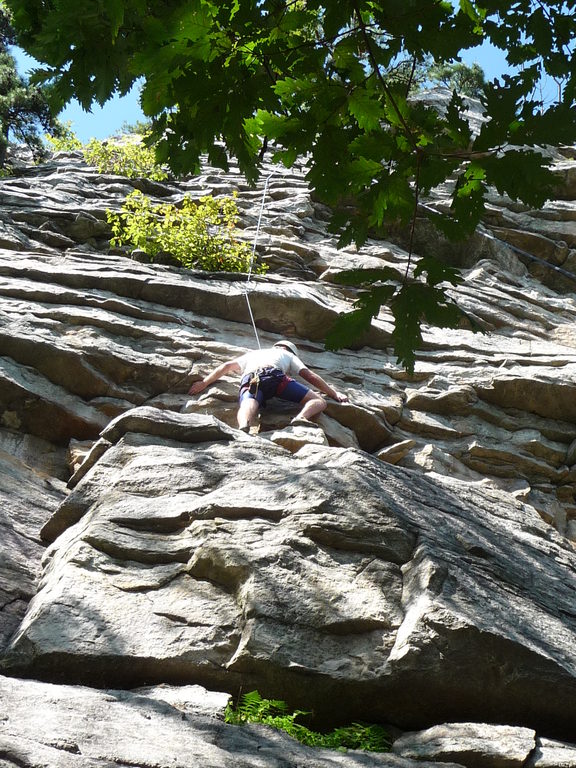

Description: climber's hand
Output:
[188,380,207,395]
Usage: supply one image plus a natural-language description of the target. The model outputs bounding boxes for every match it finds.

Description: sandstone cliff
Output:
[2,137,576,766]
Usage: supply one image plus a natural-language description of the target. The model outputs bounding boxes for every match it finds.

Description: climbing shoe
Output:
[290,417,321,429]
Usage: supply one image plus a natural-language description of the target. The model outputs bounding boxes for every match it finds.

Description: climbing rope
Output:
[418,200,576,286]
[244,170,277,348]
[149,169,277,406]
[480,229,576,284]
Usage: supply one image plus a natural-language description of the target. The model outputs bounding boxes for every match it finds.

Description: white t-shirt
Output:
[236,347,305,377]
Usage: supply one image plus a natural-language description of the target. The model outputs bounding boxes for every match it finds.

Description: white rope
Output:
[244,170,276,349]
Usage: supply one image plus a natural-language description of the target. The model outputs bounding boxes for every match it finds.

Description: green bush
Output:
[83,135,168,181]
[46,128,168,181]
[45,121,83,151]
[224,690,391,753]
[107,189,264,274]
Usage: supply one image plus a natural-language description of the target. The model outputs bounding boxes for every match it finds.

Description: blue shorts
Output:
[239,369,309,406]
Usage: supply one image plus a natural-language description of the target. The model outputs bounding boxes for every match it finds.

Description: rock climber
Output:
[187,340,349,433]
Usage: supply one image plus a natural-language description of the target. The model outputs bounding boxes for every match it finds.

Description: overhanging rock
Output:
[4,410,576,741]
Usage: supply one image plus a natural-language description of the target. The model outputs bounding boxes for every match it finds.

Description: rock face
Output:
[3,138,576,766]
[2,675,440,768]
[0,430,66,650]
[5,405,576,740]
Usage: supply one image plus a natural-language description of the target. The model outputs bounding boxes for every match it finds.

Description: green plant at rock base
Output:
[224,690,391,753]
[107,189,264,274]
[83,136,168,181]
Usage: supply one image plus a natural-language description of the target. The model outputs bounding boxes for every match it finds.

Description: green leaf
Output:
[482,150,555,205]
[458,0,486,32]
[414,256,462,287]
[279,8,317,33]
[207,143,229,170]
[273,76,315,103]
[390,282,465,372]
[326,283,396,350]
[443,91,473,148]
[102,0,124,38]
[438,160,488,238]
[331,266,404,287]
[368,176,415,227]
[322,2,355,40]
[229,0,240,20]
[332,35,369,81]
[382,90,410,130]
[348,89,384,132]
[348,131,395,162]
[347,156,384,188]
[325,307,375,350]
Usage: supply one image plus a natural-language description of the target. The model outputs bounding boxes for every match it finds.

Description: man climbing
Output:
[187,340,348,433]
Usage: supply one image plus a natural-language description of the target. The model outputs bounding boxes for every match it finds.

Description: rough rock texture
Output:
[3,675,460,768]
[3,134,576,765]
[392,723,576,768]
[0,429,66,649]
[392,722,537,768]
[5,404,576,742]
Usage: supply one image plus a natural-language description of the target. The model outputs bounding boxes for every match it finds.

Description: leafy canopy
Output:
[0,1,62,166]
[7,0,576,368]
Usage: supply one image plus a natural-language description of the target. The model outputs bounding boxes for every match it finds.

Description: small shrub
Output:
[107,189,264,274]
[121,119,153,135]
[45,122,83,151]
[83,135,168,181]
[224,690,391,753]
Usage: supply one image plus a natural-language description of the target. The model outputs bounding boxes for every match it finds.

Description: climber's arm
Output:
[299,368,349,403]
[188,360,241,395]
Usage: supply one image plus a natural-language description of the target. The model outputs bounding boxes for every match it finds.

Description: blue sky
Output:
[12,47,146,142]
[13,41,513,144]
[59,86,146,142]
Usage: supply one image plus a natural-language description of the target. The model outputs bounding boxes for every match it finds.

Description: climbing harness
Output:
[248,372,260,396]
[240,366,289,403]
[244,170,277,349]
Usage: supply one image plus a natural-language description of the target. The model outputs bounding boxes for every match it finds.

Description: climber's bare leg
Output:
[294,391,327,421]
[238,397,260,430]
